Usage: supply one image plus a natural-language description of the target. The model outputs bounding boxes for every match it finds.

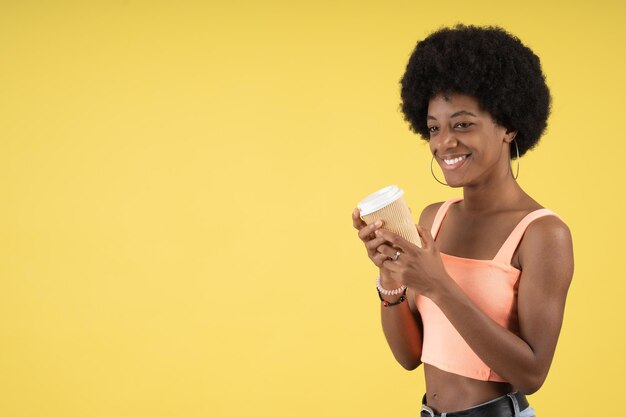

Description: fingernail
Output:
[375,230,381,236]
[375,220,382,226]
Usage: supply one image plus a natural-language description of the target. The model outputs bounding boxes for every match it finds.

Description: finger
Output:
[365,236,388,251]
[372,252,389,268]
[352,208,366,229]
[372,251,397,268]
[380,256,402,273]
[376,243,402,260]
[375,228,410,252]
[417,225,435,249]
[358,219,384,240]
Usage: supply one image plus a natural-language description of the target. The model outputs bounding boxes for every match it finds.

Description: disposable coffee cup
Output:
[357,185,422,247]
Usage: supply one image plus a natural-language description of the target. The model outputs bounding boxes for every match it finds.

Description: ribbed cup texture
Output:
[361,197,422,247]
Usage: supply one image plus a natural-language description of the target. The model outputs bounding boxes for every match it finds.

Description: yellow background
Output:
[1,1,624,416]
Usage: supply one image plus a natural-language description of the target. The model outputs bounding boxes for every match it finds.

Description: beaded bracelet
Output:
[377,286,407,307]
[376,275,407,296]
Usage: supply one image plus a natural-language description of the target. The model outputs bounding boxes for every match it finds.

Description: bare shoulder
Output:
[522,215,573,257]
[519,214,574,289]
[417,201,445,230]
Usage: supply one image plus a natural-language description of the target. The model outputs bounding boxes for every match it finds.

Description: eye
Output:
[427,126,439,134]
[455,122,473,129]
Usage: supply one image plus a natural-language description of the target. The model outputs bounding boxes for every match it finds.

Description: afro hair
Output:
[400,24,551,157]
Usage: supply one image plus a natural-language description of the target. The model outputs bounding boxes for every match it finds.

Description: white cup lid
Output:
[357,185,404,216]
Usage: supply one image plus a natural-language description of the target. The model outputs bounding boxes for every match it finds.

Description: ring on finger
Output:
[391,251,401,261]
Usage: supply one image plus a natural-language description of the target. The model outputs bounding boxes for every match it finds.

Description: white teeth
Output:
[443,155,467,165]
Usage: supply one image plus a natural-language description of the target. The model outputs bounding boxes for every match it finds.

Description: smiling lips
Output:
[440,154,469,170]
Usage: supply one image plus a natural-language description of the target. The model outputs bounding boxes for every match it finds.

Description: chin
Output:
[443,177,466,188]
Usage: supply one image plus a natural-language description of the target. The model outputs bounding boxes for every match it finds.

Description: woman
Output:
[352,25,573,417]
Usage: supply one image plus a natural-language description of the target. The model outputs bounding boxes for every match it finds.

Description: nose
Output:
[431,125,458,155]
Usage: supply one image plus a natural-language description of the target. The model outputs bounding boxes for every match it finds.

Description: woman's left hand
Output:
[375,225,450,297]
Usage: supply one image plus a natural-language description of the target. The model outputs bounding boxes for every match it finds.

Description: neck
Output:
[460,171,527,213]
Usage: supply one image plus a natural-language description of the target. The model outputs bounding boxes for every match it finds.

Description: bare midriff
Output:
[424,364,513,413]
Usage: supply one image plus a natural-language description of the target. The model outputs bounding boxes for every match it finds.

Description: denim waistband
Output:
[420,391,529,417]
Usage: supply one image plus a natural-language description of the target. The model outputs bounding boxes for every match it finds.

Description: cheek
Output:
[484,132,504,151]
[487,140,509,163]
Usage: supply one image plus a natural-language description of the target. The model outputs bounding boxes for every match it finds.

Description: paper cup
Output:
[357,185,421,247]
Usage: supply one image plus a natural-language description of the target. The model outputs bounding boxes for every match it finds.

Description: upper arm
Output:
[516,216,574,374]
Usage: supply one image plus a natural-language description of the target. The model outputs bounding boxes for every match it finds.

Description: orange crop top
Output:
[416,197,560,382]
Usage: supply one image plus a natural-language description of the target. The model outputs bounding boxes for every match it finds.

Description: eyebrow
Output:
[427,110,479,120]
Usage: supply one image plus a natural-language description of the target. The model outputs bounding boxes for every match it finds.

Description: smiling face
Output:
[427,93,516,188]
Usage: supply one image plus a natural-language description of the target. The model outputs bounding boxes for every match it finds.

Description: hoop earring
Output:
[510,139,520,180]
[430,155,449,186]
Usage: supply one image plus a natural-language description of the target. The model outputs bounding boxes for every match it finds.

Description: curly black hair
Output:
[400,24,551,157]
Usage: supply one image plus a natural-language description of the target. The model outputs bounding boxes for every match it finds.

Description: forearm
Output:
[431,280,545,392]
[379,270,423,370]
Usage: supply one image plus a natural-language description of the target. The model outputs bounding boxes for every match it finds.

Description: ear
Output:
[504,128,518,144]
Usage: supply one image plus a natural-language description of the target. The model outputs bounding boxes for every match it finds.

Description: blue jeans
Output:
[420,392,535,417]
[519,406,536,417]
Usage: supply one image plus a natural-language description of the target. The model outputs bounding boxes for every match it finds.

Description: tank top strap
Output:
[430,197,464,239]
[493,209,561,264]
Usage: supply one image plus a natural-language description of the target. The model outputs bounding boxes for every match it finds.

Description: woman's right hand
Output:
[352,208,392,268]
